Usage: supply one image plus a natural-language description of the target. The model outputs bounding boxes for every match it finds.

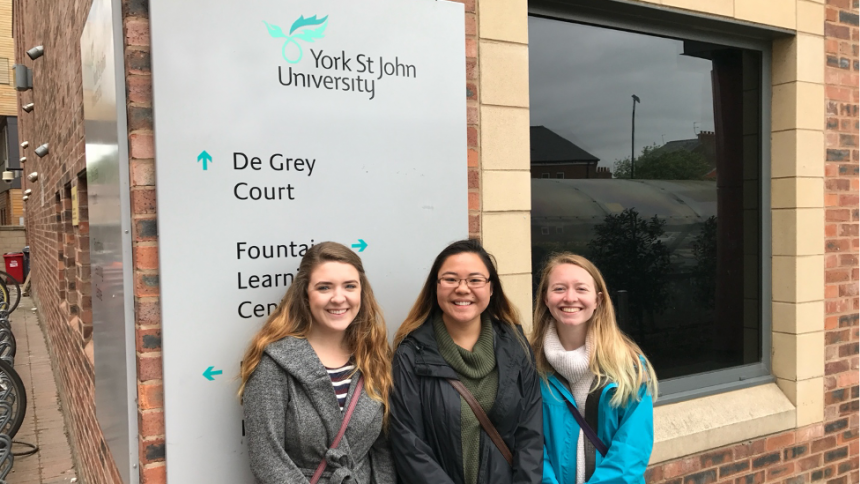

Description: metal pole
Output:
[631,94,640,179]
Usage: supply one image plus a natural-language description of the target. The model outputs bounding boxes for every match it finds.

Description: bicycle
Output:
[0,273,21,315]
[0,359,25,440]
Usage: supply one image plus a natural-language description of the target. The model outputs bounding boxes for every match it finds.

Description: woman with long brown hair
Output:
[239,242,394,484]
[531,252,657,484]
[389,239,543,484]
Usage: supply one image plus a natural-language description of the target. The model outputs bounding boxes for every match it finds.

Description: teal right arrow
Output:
[197,150,212,170]
[351,239,368,252]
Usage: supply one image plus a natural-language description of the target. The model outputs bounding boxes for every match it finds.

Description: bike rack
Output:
[0,286,32,478]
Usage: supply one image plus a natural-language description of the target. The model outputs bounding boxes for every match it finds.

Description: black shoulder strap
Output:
[585,383,605,445]
[446,378,513,466]
[583,383,608,479]
[554,374,609,462]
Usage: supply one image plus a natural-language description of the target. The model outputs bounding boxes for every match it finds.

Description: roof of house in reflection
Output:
[531,178,717,221]
[530,126,600,164]
[651,131,717,169]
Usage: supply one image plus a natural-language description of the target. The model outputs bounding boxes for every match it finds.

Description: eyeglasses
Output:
[437,276,490,288]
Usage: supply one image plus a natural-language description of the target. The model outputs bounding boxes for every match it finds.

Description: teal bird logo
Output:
[264,15,329,64]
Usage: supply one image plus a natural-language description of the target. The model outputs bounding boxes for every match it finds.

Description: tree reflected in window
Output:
[529,17,762,380]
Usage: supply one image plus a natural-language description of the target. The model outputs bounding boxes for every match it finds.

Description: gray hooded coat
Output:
[244,337,395,484]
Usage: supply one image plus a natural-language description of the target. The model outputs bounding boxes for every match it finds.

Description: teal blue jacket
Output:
[540,374,653,484]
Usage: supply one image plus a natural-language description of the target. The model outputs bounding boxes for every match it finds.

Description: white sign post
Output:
[149,0,466,481]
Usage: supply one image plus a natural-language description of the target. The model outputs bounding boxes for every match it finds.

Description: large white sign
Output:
[149,0,466,481]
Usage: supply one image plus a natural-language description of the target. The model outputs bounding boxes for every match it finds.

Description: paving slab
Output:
[6,298,78,484]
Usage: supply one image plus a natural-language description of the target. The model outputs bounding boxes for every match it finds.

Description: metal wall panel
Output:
[81,0,139,481]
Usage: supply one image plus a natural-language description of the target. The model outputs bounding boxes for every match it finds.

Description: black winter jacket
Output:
[390,317,543,484]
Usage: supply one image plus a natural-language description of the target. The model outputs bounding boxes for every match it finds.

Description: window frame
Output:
[527,2,774,405]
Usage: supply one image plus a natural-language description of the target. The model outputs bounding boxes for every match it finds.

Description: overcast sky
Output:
[528,17,716,170]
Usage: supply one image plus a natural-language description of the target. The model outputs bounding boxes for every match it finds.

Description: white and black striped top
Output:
[325,362,355,411]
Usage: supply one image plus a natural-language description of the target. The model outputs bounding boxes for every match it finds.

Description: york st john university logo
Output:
[263,15,328,64]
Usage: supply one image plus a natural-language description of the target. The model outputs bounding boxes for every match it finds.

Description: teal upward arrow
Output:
[198,150,212,170]
[203,366,223,381]
[351,239,368,252]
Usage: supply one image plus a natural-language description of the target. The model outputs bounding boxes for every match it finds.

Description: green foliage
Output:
[613,143,712,180]
[691,216,718,308]
[587,208,671,326]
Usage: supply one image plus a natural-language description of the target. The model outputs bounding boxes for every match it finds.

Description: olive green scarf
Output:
[433,313,499,484]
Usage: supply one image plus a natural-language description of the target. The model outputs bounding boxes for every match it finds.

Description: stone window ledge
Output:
[651,383,796,464]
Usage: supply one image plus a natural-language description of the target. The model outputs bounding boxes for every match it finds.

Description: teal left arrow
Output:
[197,150,212,170]
[203,366,223,381]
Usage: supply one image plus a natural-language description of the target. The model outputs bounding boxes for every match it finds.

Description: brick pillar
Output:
[122,2,166,482]
[463,0,481,240]
[822,0,860,476]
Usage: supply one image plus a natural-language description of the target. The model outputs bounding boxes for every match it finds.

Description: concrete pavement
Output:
[6,297,77,484]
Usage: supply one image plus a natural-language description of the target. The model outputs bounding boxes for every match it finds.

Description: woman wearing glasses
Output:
[389,239,543,484]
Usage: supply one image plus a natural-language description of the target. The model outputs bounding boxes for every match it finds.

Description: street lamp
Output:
[631,94,640,179]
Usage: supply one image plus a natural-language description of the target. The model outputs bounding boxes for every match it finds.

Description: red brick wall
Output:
[12,0,125,483]
[646,1,859,483]
[121,0,167,481]
[463,0,480,240]
[645,423,857,484]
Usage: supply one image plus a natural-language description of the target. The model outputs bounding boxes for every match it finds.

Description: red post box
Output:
[3,253,24,283]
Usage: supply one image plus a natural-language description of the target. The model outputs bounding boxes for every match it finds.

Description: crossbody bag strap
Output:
[583,383,607,480]
[446,378,513,467]
[309,376,364,484]
[554,374,609,458]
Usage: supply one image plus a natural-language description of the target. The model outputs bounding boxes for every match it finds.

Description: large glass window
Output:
[529,15,768,399]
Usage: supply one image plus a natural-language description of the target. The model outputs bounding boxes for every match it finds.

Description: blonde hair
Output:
[530,252,658,406]
[239,242,393,419]
[394,239,526,352]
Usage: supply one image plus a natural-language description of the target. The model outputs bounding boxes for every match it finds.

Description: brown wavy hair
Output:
[394,239,527,353]
[530,252,658,406]
[238,242,392,419]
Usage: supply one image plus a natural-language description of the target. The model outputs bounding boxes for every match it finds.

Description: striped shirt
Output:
[325,362,355,411]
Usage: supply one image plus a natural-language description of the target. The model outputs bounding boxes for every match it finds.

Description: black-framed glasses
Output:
[437,276,490,288]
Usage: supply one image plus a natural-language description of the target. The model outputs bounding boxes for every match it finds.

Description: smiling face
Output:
[544,263,600,329]
[436,252,493,330]
[307,261,362,336]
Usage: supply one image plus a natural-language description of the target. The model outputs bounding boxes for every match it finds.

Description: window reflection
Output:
[529,17,762,380]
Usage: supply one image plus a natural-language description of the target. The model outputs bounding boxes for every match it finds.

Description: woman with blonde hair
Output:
[239,242,395,484]
[389,239,543,484]
[530,252,657,484]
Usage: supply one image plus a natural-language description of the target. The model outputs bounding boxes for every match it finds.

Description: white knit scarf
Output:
[544,322,594,484]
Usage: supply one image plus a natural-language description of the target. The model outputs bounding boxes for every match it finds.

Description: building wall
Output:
[12,0,119,483]
[530,164,613,180]
[8,188,22,224]
[0,0,16,117]
[0,189,23,226]
[0,224,26,257]
[480,2,857,484]
[0,0,21,223]
[11,1,858,484]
